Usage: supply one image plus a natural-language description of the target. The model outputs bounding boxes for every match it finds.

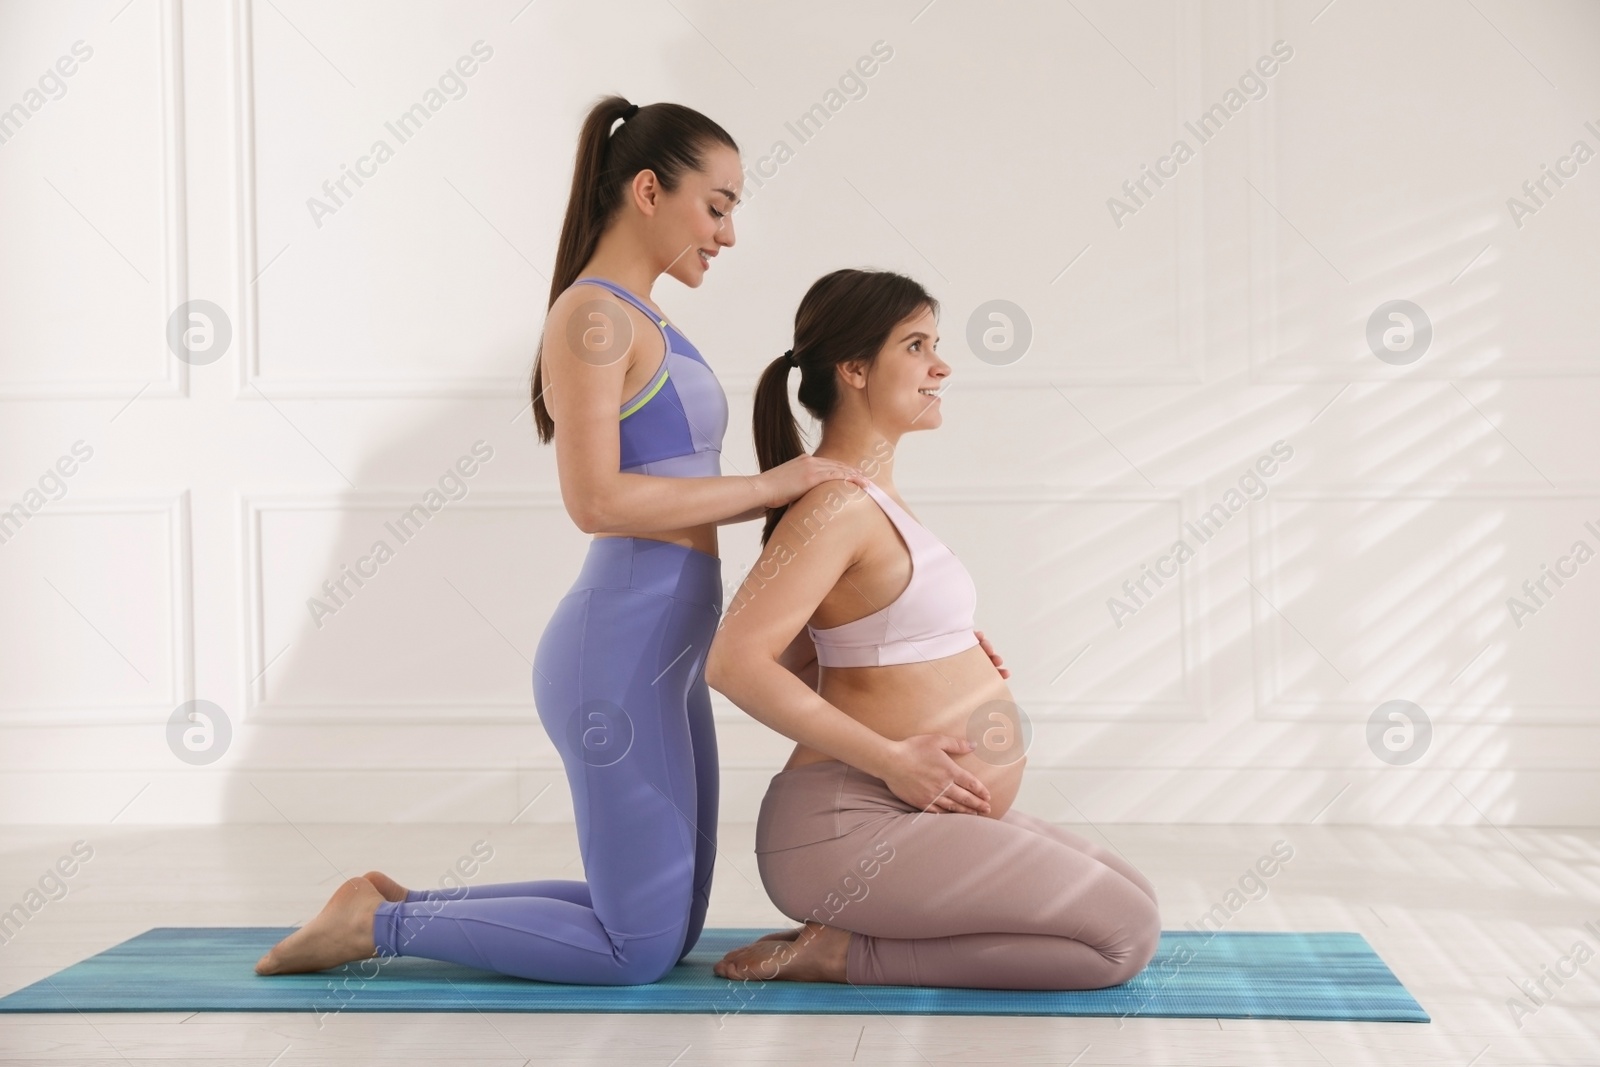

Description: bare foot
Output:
[754,925,805,944]
[363,870,409,903]
[713,920,849,983]
[255,877,384,975]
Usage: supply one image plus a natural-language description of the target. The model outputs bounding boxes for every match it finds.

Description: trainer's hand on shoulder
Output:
[755,455,870,508]
[879,734,992,815]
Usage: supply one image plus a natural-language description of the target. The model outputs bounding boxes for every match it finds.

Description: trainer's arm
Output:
[542,288,770,533]
[716,504,770,526]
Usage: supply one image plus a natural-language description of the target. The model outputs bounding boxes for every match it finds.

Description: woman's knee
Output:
[1107,894,1162,984]
[757,849,836,926]
[1117,863,1160,907]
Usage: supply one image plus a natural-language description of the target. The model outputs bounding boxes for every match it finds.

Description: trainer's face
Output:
[871,304,949,433]
[656,143,741,289]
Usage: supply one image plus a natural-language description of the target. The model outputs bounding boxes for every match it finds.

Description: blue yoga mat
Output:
[0,927,1428,1021]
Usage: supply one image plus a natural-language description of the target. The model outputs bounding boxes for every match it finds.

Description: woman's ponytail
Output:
[752,350,808,544]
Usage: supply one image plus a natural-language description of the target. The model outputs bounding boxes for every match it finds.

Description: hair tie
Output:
[621,103,641,120]
[784,349,797,368]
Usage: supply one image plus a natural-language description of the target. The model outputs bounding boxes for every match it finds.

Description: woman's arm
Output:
[777,627,820,691]
[711,627,893,776]
[706,481,990,812]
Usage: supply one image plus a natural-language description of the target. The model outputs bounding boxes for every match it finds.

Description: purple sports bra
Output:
[806,480,980,668]
[572,276,727,477]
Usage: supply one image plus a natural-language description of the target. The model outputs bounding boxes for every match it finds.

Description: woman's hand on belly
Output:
[974,629,1010,679]
[950,748,1025,820]
[878,734,993,815]
[820,643,1027,818]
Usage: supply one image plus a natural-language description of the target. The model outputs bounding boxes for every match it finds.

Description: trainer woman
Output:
[254,96,887,983]
[704,269,1162,990]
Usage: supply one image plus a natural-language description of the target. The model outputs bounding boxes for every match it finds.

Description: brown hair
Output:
[530,95,739,442]
[751,268,939,545]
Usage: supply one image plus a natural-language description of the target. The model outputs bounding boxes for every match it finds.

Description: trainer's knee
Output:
[609,874,699,983]
[612,926,692,985]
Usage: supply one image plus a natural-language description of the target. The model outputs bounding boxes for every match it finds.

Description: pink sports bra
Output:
[806,480,980,668]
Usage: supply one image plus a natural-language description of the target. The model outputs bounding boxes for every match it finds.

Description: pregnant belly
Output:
[787,644,1027,819]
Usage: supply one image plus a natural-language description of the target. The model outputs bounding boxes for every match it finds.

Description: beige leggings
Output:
[754,759,1161,990]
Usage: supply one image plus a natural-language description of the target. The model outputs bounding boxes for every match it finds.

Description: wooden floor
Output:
[1,821,1597,1065]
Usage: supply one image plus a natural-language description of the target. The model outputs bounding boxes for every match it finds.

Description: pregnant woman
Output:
[705,268,1162,990]
[255,96,887,983]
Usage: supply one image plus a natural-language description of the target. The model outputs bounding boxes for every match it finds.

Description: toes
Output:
[362,871,408,903]
[714,949,759,979]
[713,942,794,983]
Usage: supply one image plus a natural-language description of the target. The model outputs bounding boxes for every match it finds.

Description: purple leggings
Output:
[755,759,1161,990]
[371,537,722,984]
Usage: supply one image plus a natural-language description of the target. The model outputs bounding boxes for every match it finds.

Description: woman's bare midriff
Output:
[783,643,1026,820]
[594,526,719,556]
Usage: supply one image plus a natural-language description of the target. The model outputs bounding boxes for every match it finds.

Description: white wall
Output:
[1,0,1596,826]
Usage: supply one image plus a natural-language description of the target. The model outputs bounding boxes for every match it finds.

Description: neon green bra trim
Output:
[619,357,670,420]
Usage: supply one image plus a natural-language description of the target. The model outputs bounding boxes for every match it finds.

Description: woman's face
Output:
[865,304,950,433]
[654,143,742,289]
